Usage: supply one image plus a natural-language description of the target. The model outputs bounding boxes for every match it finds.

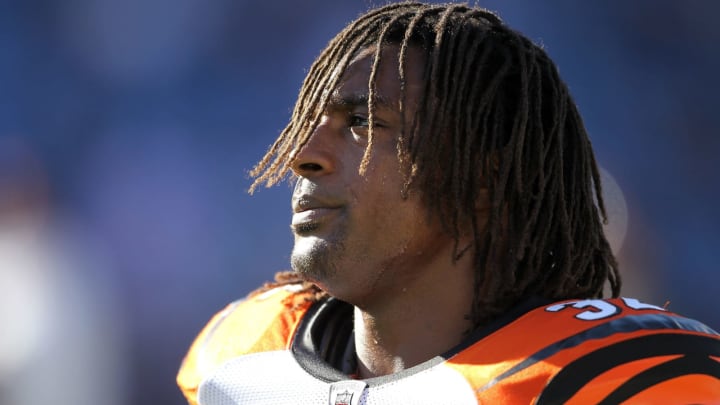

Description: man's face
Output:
[289,45,457,306]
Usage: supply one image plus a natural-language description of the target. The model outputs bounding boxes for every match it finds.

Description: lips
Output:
[292,193,341,213]
[291,194,343,231]
[292,207,338,226]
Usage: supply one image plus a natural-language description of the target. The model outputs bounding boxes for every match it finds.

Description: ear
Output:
[474,154,498,214]
[474,153,500,214]
[474,187,491,213]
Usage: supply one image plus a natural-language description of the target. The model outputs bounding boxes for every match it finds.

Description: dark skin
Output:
[289,45,488,378]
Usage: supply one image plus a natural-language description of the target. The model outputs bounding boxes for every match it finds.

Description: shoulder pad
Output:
[448,297,720,403]
[177,284,315,405]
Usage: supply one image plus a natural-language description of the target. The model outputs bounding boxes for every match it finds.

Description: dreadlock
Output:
[249,2,621,328]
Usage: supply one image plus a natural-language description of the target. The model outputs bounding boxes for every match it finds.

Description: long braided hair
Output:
[249,2,621,328]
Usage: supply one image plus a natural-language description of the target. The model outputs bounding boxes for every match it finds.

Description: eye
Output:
[348,114,369,129]
[348,114,369,140]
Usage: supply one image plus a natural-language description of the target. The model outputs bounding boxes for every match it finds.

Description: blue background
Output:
[0,1,718,404]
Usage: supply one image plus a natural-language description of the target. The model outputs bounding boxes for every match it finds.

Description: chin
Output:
[289,232,369,300]
[290,241,337,285]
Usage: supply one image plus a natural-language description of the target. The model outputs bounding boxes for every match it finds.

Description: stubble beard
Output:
[290,228,346,285]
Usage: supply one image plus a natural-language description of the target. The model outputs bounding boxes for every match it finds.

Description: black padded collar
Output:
[290,295,552,383]
[291,297,356,382]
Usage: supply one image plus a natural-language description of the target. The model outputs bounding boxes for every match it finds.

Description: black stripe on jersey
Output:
[536,333,720,404]
[478,313,718,393]
[598,352,720,404]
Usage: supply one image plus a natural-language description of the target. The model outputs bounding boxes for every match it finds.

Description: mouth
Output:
[291,195,343,235]
[291,208,340,232]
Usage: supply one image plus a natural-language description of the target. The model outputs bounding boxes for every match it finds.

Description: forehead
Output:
[331,44,426,108]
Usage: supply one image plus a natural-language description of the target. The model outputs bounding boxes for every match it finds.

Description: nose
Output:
[290,118,336,177]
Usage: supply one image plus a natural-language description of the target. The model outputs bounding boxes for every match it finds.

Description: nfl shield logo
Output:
[334,390,353,405]
[328,380,367,405]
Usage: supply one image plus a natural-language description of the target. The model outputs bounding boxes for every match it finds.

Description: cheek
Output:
[379,199,431,246]
[355,155,421,234]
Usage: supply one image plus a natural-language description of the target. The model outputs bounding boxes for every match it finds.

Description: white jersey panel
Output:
[198,351,327,405]
[197,350,477,405]
[360,361,477,405]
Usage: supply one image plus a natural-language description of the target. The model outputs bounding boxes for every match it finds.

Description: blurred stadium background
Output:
[1,1,718,404]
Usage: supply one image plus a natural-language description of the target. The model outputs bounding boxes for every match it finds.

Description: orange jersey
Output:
[178,285,720,404]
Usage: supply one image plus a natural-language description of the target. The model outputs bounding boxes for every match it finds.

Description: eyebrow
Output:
[327,91,396,111]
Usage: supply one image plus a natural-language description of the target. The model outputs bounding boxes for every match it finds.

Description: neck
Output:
[352,252,475,378]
